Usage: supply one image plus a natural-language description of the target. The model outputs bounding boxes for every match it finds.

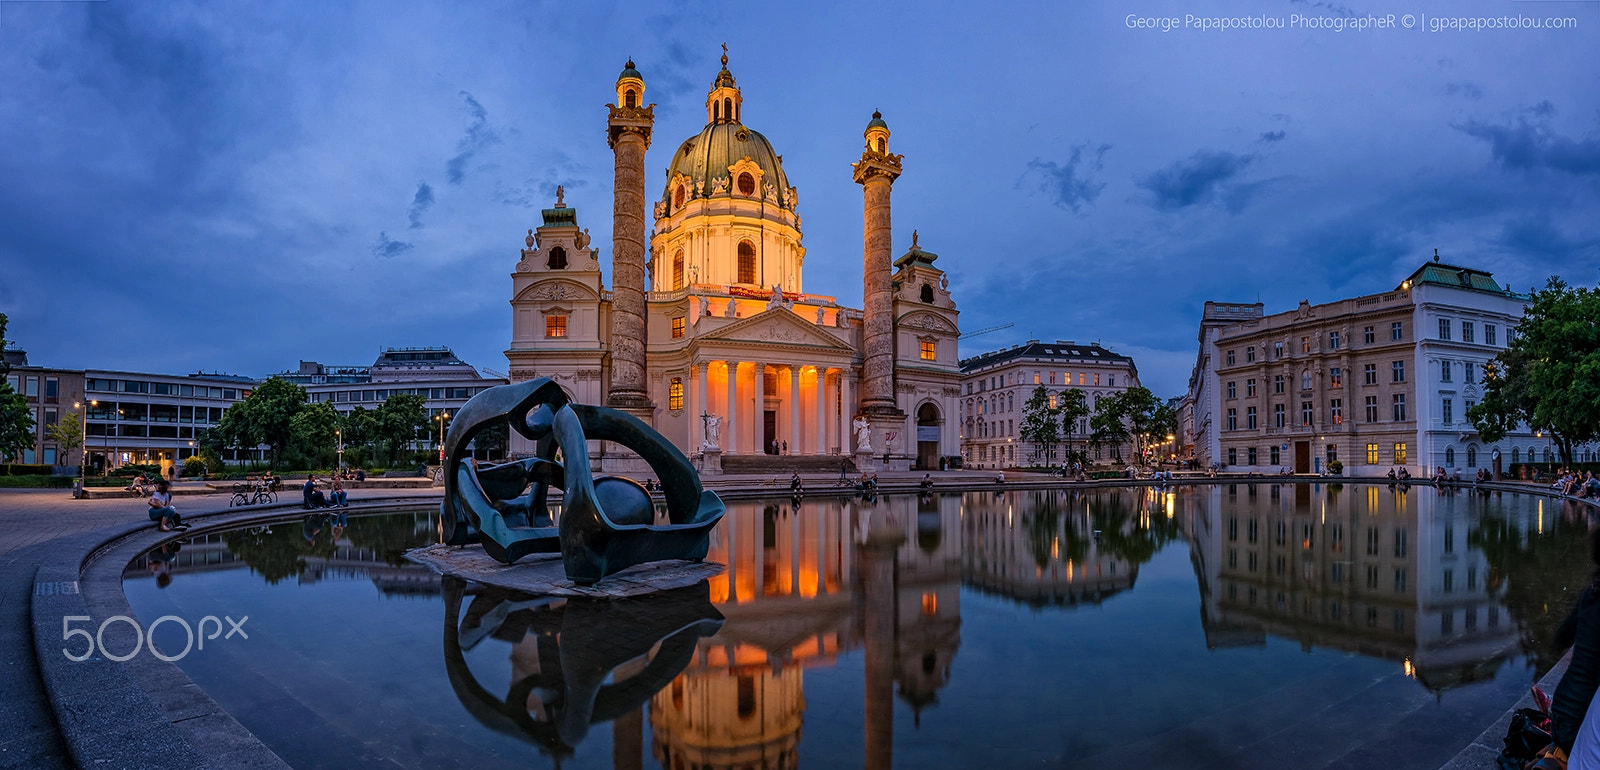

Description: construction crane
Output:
[959,322,1014,340]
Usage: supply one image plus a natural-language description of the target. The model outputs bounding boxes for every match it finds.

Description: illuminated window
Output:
[737,241,756,283]
[920,340,936,360]
[1330,367,1342,388]
[737,173,756,196]
[672,249,685,290]
[1366,443,1379,464]
[545,315,567,338]
[671,316,686,339]
[1393,443,1408,464]
[668,378,683,411]
[921,593,938,616]
[1330,399,1342,424]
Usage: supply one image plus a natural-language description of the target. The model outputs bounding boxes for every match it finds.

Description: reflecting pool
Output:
[124,485,1599,769]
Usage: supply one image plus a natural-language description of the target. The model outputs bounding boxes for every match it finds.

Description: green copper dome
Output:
[866,110,888,130]
[618,58,641,82]
[661,121,792,208]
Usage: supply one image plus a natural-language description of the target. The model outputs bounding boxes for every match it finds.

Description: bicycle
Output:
[229,481,277,507]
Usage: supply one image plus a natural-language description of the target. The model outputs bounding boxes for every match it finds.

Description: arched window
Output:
[668,378,684,411]
[875,138,885,153]
[674,185,685,210]
[737,241,756,284]
[920,283,934,303]
[672,249,685,290]
[1512,447,1520,464]
[724,97,733,122]
[1445,447,1455,466]
[737,172,756,196]
[624,89,637,109]
[713,101,720,121]
[1467,446,1477,467]
[547,246,567,270]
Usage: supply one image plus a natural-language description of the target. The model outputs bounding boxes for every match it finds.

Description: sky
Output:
[2,0,1598,398]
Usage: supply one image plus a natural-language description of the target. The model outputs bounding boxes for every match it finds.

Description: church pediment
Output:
[898,310,959,335]
[514,278,600,303]
[699,307,855,350]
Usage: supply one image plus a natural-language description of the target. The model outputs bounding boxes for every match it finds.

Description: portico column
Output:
[790,366,801,454]
[814,368,828,455]
[753,363,766,452]
[725,361,739,454]
[696,361,709,448]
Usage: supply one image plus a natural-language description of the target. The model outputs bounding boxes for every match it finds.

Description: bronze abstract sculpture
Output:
[440,378,725,585]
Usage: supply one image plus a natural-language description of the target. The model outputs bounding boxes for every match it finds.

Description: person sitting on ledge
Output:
[920,473,933,491]
[1387,468,1398,481]
[146,479,187,532]
[328,475,348,508]
[1549,529,1600,764]
[994,471,1006,484]
[303,475,330,509]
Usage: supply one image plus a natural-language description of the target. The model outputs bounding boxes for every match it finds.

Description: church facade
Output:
[505,54,962,472]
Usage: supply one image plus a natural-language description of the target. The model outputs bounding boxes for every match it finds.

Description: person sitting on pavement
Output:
[790,471,803,493]
[994,471,1005,484]
[329,475,349,507]
[146,479,188,532]
[262,469,278,492]
[920,472,933,490]
[127,473,149,495]
[303,475,331,509]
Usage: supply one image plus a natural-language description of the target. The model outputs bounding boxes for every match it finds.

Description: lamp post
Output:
[435,411,450,465]
[73,401,86,492]
[336,427,344,472]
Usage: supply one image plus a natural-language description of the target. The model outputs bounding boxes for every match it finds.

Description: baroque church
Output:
[506,52,961,473]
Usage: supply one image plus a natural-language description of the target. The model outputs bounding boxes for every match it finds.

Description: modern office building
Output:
[957,341,1141,469]
[1183,254,1585,476]
[82,369,257,473]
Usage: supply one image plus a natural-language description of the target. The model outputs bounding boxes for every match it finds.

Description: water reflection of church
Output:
[1179,483,1526,689]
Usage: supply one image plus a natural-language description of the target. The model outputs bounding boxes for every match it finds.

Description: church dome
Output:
[662,122,791,208]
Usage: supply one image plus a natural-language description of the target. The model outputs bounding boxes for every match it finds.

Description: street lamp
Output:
[336,427,344,471]
[435,411,451,465]
[74,401,86,492]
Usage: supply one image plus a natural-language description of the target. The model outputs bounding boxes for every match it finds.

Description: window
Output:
[1394,528,1408,556]
[1462,321,1474,343]
[1226,350,1236,366]
[1301,372,1312,390]
[1329,331,1341,350]
[1228,448,1237,465]
[1365,396,1379,423]
[1301,336,1311,353]
[1445,447,1455,466]
[1392,394,1407,421]
[1274,375,1284,394]
[1226,408,1237,431]
[1366,443,1380,464]
[45,378,58,398]
[1438,318,1451,340]
[1392,360,1405,383]
[1301,401,1313,426]
[920,283,934,303]
[674,186,686,210]
[668,378,684,411]
[1466,445,1477,467]
[1049,372,1056,385]
[1274,341,1284,359]
[545,314,567,338]
[737,241,756,283]
[1226,381,1236,399]
[1270,446,1281,465]
[1246,346,1256,363]
[25,377,38,397]
[673,249,685,290]
[1248,447,1258,465]
[1391,322,1403,341]
[1363,364,1377,385]
[1442,398,1453,424]
[1273,404,1285,428]
[1330,367,1342,388]
[1440,361,1452,382]
[1363,326,1375,344]
[1330,399,1342,424]
[1093,373,1102,387]
[547,246,568,270]
[1108,375,1115,387]
[1246,378,1257,397]
[671,316,686,338]
[1246,406,1257,429]
[737,172,756,196]
[920,340,936,361]
[1393,443,1408,464]
[1464,362,1476,384]
[1486,324,1497,346]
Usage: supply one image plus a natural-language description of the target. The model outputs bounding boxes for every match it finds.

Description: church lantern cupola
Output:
[864,110,891,155]
[616,58,645,109]
[706,44,743,124]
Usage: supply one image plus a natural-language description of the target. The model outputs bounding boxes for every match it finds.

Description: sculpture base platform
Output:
[697,447,723,476]
[406,543,725,598]
[854,449,880,474]
[599,441,654,475]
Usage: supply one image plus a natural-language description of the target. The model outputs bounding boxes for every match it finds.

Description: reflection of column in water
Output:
[858,498,904,770]
[612,657,647,770]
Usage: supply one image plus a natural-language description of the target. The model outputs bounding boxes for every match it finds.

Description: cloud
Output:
[1457,103,1600,176]
[407,182,434,229]
[1445,82,1483,100]
[371,232,413,259]
[1136,150,1254,210]
[446,91,501,185]
[1496,217,1600,265]
[1026,143,1110,212]
[1259,130,1287,143]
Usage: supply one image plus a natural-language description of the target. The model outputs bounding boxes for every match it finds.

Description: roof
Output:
[661,121,791,208]
[959,340,1134,373]
[1399,256,1530,299]
[866,110,888,131]
[617,59,641,82]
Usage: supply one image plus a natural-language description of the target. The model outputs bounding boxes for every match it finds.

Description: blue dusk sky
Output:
[2,0,1598,397]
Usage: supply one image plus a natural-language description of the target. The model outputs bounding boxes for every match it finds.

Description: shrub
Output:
[183,456,207,477]
[1328,459,1343,475]
[0,475,73,488]
[1,463,56,476]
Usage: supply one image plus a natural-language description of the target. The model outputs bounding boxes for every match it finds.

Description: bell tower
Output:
[706,44,742,124]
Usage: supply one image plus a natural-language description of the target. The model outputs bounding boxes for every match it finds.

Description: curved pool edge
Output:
[32,495,441,770]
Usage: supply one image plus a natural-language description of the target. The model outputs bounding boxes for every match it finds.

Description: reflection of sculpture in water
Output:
[440,575,724,758]
[439,377,725,584]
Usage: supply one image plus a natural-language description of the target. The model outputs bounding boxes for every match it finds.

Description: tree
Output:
[1469,277,1600,464]
[1057,388,1090,465]
[472,423,508,461]
[47,412,84,475]
[290,400,340,468]
[375,393,427,464]
[341,405,375,461]
[1019,386,1059,465]
[1118,387,1162,464]
[218,376,307,468]
[0,314,34,462]
[1090,393,1132,464]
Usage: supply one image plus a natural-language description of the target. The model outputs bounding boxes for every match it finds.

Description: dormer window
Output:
[674,186,685,210]
[737,173,755,196]
[920,283,934,303]
[547,246,568,270]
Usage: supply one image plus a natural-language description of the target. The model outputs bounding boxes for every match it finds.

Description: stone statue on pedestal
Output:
[701,412,721,449]
[852,415,873,453]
